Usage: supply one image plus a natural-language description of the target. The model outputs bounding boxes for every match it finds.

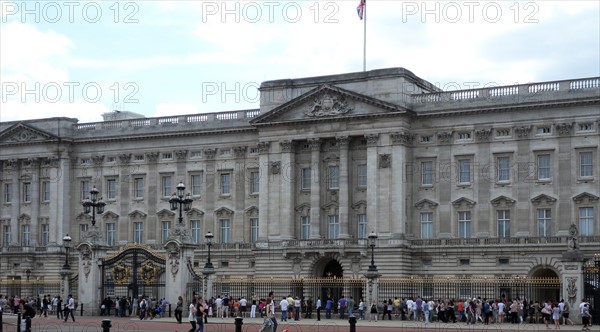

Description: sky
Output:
[1,0,599,124]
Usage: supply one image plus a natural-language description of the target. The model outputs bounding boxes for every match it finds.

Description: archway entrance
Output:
[529,267,561,302]
[322,259,343,278]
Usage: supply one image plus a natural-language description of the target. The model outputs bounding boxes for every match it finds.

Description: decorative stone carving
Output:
[564,265,579,270]
[175,150,188,161]
[233,146,247,158]
[165,242,181,282]
[145,152,160,163]
[572,192,600,204]
[437,131,453,143]
[203,148,217,160]
[118,154,131,164]
[514,126,532,137]
[336,136,349,148]
[568,223,579,251]
[279,140,293,153]
[475,129,492,141]
[292,258,302,275]
[555,123,573,136]
[92,155,104,166]
[305,93,354,118]
[390,132,415,146]
[308,138,321,151]
[258,141,270,154]
[530,194,557,206]
[81,225,105,245]
[169,223,193,243]
[452,197,476,208]
[566,276,577,304]
[270,161,281,174]
[8,129,39,142]
[79,244,93,281]
[379,154,391,168]
[490,195,516,207]
[365,134,379,147]
[5,159,18,170]
[414,199,439,210]
[215,207,234,218]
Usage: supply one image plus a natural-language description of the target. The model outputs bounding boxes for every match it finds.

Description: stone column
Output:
[257,142,270,241]
[309,138,322,239]
[164,241,195,305]
[365,134,379,233]
[8,159,19,245]
[390,132,413,240]
[279,140,295,240]
[337,136,350,239]
[29,159,40,246]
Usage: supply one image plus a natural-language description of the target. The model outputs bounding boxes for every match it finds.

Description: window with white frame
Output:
[579,207,594,236]
[497,210,510,238]
[537,208,552,237]
[537,153,552,180]
[161,221,171,243]
[220,218,231,243]
[301,216,310,240]
[191,220,201,244]
[458,132,471,140]
[327,215,339,239]
[3,183,12,203]
[3,225,11,247]
[250,218,259,242]
[458,159,471,184]
[134,178,144,199]
[134,154,144,161]
[106,179,117,200]
[191,174,202,196]
[579,151,593,178]
[497,156,510,182]
[301,168,311,189]
[162,152,172,160]
[421,212,433,239]
[106,223,116,246]
[250,171,260,194]
[161,175,173,197]
[328,166,339,189]
[496,129,511,137]
[133,222,143,244]
[357,164,367,187]
[578,123,594,132]
[80,180,90,200]
[421,161,434,185]
[357,214,367,239]
[458,211,471,238]
[537,126,551,134]
[41,181,50,202]
[21,224,30,246]
[41,224,49,246]
[220,173,231,195]
[23,182,31,202]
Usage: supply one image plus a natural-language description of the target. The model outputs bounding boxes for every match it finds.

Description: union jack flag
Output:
[357,0,365,20]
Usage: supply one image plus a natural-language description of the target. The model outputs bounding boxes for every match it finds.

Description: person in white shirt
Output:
[240,297,247,318]
[280,297,288,322]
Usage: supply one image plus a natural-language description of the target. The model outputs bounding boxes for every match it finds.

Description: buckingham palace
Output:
[0,68,599,318]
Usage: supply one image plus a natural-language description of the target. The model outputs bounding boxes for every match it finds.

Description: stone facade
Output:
[0,68,599,303]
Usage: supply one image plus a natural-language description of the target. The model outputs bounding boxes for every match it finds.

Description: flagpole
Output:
[363,2,367,72]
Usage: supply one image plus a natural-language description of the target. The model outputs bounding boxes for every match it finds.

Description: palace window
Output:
[220,173,231,195]
[134,178,144,199]
[79,224,88,240]
[41,224,49,246]
[328,166,339,189]
[220,218,231,243]
[497,156,510,182]
[191,220,201,244]
[21,224,30,246]
[357,164,367,187]
[80,180,90,200]
[3,183,12,203]
[133,222,143,244]
[162,221,171,243]
[497,210,510,238]
[250,218,259,242]
[327,215,340,239]
[537,209,552,237]
[357,214,367,239]
[161,175,173,197]
[301,216,310,240]
[106,223,116,246]
[106,179,117,200]
[41,181,50,202]
[579,207,594,236]
[421,212,433,239]
[3,225,11,247]
[421,161,434,185]
[23,182,31,202]
[458,211,471,238]
[580,151,593,178]
[191,174,202,196]
[537,154,552,181]
[250,171,260,194]
[458,159,471,184]
[301,168,311,189]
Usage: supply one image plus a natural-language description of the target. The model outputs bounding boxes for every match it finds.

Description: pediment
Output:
[102,211,119,220]
[572,192,600,204]
[128,210,147,219]
[490,195,516,207]
[0,123,60,145]
[451,197,476,208]
[415,199,439,210]
[215,207,234,217]
[295,203,310,216]
[251,84,411,125]
[530,194,557,206]
[18,213,31,222]
[188,208,205,218]
[245,206,259,216]
[321,202,339,214]
[156,209,176,218]
[351,200,367,214]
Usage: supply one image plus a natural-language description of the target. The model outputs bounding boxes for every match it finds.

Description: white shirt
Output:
[240,298,247,307]
[216,298,222,307]
[280,299,288,311]
[316,299,321,309]
[188,303,196,321]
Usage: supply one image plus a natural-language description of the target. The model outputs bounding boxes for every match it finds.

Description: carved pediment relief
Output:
[295,203,310,216]
[102,211,119,221]
[0,123,59,144]
[321,202,339,215]
[572,192,600,204]
[18,213,31,223]
[415,199,439,210]
[215,207,234,217]
[530,194,557,206]
[351,200,367,214]
[128,210,147,219]
[250,85,410,125]
[156,209,176,218]
[245,206,259,217]
[451,197,476,208]
[188,208,205,218]
[490,195,516,207]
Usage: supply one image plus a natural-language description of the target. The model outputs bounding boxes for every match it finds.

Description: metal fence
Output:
[0,280,62,300]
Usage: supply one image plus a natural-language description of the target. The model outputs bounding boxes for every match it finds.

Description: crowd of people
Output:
[0,294,77,322]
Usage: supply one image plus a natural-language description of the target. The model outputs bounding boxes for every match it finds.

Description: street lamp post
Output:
[169,182,193,224]
[365,231,380,306]
[367,231,378,272]
[203,231,215,299]
[63,234,72,269]
[82,187,106,226]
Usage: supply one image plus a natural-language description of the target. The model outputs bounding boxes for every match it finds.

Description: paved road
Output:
[1,313,590,332]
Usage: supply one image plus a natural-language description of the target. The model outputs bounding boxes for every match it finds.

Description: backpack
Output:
[25,304,36,318]
[141,301,147,309]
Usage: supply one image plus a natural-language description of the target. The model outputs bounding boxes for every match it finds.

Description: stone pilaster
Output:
[365,134,379,233]
[8,159,19,245]
[257,142,270,241]
[337,136,350,239]
[280,140,295,239]
[77,242,108,316]
[164,241,195,305]
[390,133,411,240]
[308,138,322,239]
